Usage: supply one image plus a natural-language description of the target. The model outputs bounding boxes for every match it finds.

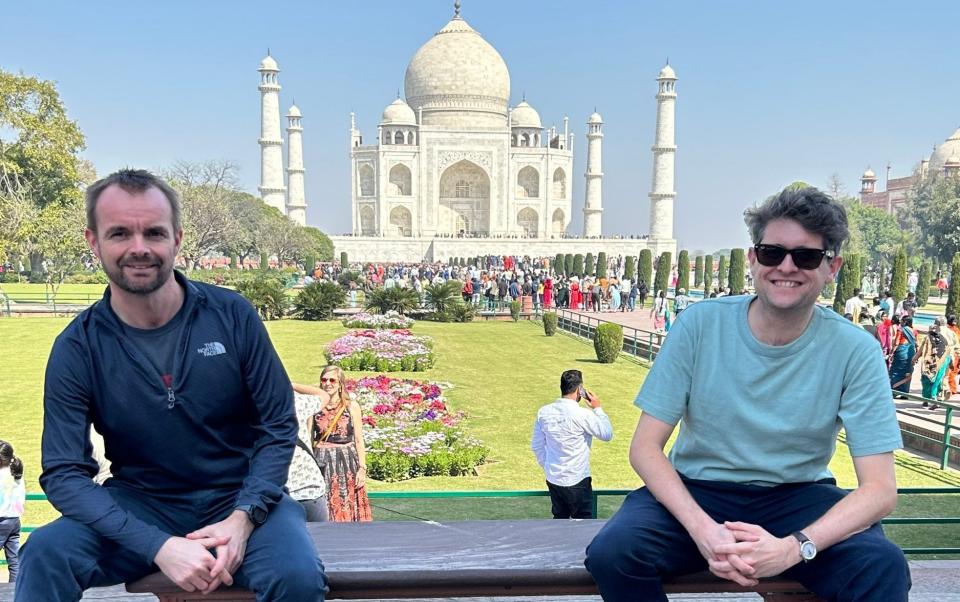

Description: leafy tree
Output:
[833,253,859,314]
[164,160,238,270]
[573,254,584,276]
[638,249,653,287]
[717,255,728,290]
[0,170,37,264]
[845,201,903,273]
[564,253,574,276]
[702,255,713,295]
[300,226,333,262]
[624,256,636,282]
[916,260,931,308]
[17,196,89,296]
[596,252,607,278]
[365,286,420,315]
[727,249,745,294]
[946,253,960,319]
[906,176,960,263]
[584,252,595,276]
[292,281,345,320]
[891,247,908,302]
[676,250,690,292]
[694,255,704,287]
[654,252,671,296]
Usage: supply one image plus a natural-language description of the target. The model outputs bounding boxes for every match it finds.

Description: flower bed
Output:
[325,329,434,372]
[342,310,414,329]
[349,375,489,482]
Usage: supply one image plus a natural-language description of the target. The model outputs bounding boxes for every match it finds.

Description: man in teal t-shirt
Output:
[586,187,909,602]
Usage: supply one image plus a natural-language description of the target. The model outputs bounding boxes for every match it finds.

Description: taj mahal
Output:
[257,2,679,262]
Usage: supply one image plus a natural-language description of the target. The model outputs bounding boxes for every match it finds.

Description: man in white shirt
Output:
[531,370,613,519]
[844,288,865,324]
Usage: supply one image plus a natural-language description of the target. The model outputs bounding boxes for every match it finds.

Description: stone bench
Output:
[127,519,822,601]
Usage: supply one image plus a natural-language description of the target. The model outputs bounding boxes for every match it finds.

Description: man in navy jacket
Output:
[16,169,326,601]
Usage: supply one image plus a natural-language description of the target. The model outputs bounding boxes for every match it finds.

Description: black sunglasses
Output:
[753,244,834,270]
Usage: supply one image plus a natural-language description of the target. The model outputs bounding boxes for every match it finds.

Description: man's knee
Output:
[20,519,83,568]
[585,521,656,579]
[264,554,327,600]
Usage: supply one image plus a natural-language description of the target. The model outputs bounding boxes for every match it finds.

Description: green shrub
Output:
[676,250,690,293]
[694,255,704,287]
[573,254,584,276]
[365,286,421,315]
[543,312,558,336]
[446,303,476,323]
[891,247,908,301]
[555,253,565,276]
[728,248,745,294]
[292,281,346,320]
[717,255,728,289]
[424,280,462,313]
[509,300,521,321]
[236,275,288,320]
[916,260,931,307]
[340,251,348,266]
[638,250,653,288]
[624,256,636,282]
[702,255,713,295]
[337,270,362,286]
[64,271,109,285]
[593,323,623,363]
[564,253,574,277]
[654,252,671,296]
[596,252,607,278]
[585,253,595,276]
[947,252,960,319]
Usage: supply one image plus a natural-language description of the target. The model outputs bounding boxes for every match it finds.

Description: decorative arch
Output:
[552,168,567,199]
[438,160,490,236]
[393,131,404,144]
[389,206,412,237]
[517,208,539,238]
[552,208,565,236]
[358,164,375,197]
[388,164,412,196]
[517,166,540,199]
[359,205,376,236]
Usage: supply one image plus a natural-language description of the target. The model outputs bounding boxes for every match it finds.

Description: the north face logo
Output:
[197,342,227,357]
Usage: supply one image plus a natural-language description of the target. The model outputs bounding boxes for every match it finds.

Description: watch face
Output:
[800,540,817,560]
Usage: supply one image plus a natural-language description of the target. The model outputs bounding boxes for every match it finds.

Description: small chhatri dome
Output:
[929,127,960,174]
[510,100,542,129]
[381,97,417,125]
[259,54,279,71]
[862,167,876,179]
[287,104,301,118]
[588,112,603,124]
[658,63,676,79]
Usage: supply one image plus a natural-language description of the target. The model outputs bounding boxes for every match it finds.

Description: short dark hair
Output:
[560,369,583,396]
[901,316,913,328]
[744,186,848,255]
[85,168,181,234]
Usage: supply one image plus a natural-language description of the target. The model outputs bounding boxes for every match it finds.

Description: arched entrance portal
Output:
[439,160,490,236]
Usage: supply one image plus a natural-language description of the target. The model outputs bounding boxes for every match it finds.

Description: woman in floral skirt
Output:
[295,365,372,522]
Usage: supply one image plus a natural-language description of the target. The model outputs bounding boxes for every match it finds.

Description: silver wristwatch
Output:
[791,531,817,562]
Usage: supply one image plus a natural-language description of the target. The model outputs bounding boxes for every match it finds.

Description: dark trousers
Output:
[0,517,20,583]
[547,477,593,519]
[585,478,910,602]
[16,485,326,602]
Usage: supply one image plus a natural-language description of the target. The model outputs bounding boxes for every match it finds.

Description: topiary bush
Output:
[340,251,349,266]
[543,312,558,336]
[293,281,346,320]
[509,300,522,321]
[593,323,623,363]
[365,286,421,315]
[236,274,288,320]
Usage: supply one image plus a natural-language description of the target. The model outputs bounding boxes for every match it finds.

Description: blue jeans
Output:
[0,517,20,583]
[16,485,326,601]
[585,477,909,602]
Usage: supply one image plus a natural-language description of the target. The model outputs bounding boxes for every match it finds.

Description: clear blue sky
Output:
[3,0,958,252]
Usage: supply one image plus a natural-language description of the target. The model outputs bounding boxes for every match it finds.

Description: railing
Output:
[894,391,958,470]
[8,488,956,564]
[552,308,664,361]
[0,292,103,317]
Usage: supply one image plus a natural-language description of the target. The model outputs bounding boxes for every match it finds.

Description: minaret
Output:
[649,62,677,240]
[258,52,286,214]
[582,111,603,237]
[286,104,306,226]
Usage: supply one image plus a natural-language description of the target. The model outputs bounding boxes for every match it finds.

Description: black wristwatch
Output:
[236,504,267,527]
[791,531,817,562]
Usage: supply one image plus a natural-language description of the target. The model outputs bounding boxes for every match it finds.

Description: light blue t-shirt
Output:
[636,295,902,486]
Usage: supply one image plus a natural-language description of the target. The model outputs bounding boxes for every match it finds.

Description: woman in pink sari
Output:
[543,277,553,308]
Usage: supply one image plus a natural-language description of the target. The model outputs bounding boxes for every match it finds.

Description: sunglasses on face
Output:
[753,244,834,270]
[320,377,339,384]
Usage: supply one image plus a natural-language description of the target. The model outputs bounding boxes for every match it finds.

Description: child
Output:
[0,440,25,583]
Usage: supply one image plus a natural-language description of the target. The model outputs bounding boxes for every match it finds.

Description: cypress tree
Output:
[596,252,608,278]
[304,255,315,274]
[702,255,713,296]
[728,248,746,294]
[573,254,584,276]
[555,253,565,276]
[916,260,931,308]
[694,255,704,288]
[585,252,595,276]
[832,259,852,314]
[638,250,653,288]
[340,251,349,266]
[654,252,672,296]
[564,253,574,277]
[717,255,728,290]
[891,247,908,302]
[624,256,636,282]
[676,250,690,293]
[947,252,960,319]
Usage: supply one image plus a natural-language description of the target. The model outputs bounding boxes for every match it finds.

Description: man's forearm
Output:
[802,480,897,550]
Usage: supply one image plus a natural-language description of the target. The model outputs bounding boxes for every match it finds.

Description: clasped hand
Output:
[154,510,254,594]
[706,521,799,583]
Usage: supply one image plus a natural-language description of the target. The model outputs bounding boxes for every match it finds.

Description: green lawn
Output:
[2,316,958,554]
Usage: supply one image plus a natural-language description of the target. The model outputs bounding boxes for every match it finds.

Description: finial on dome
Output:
[522,91,526,102]
[454,0,461,18]
[397,89,401,99]
[267,48,271,56]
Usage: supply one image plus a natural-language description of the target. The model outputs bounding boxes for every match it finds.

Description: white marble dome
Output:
[862,167,876,179]
[929,128,960,174]
[588,112,604,124]
[259,55,278,71]
[659,64,676,79]
[287,104,301,117]
[510,101,541,129]
[404,15,510,128]
[381,98,417,125]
